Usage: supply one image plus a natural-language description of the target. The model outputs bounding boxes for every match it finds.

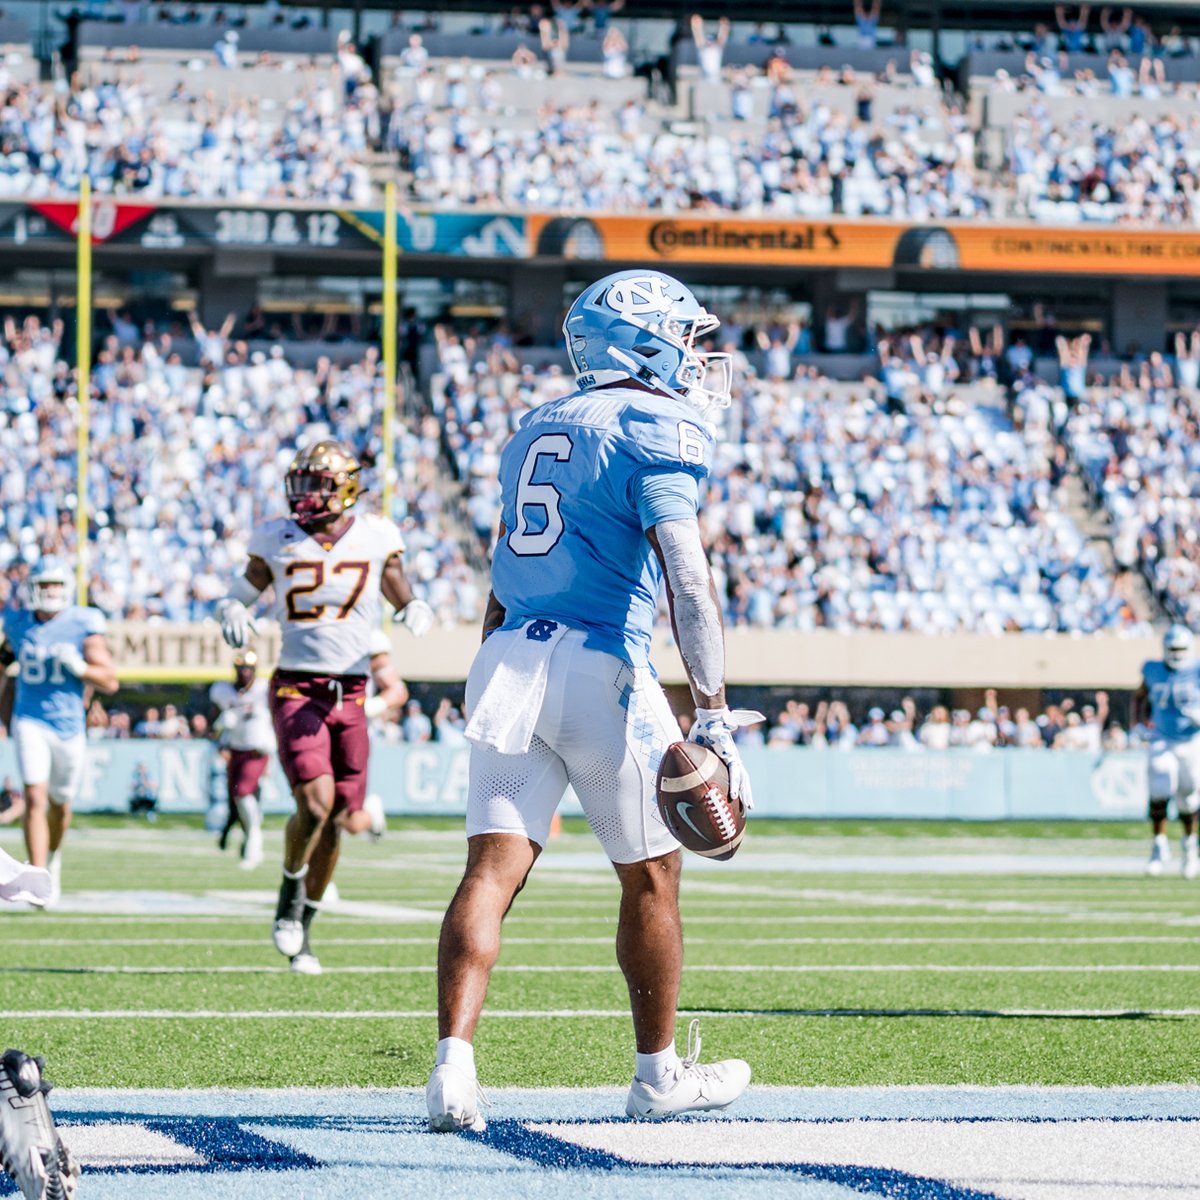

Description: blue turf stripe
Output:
[473,1119,1004,1199]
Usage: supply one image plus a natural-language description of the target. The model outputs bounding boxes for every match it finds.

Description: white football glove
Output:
[395,599,434,638]
[688,707,764,810]
[56,645,87,679]
[364,695,390,720]
[215,598,256,649]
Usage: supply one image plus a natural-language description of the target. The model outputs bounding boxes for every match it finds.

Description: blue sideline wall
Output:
[0,741,1148,821]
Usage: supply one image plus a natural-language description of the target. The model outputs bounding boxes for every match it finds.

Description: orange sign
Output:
[528,214,1200,277]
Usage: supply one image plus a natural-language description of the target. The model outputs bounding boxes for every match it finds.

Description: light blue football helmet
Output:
[562,269,733,411]
[1164,624,1194,670]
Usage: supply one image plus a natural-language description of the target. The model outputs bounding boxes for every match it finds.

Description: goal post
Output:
[75,178,92,607]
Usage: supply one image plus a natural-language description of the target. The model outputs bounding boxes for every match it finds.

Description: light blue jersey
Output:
[4,606,105,738]
[1143,659,1200,743]
[491,386,714,666]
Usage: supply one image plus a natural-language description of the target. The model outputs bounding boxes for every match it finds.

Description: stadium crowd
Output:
[435,323,1147,636]
[63,687,1140,752]
[0,4,1189,220]
[1053,334,1200,630]
[0,58,376,201]
[0,313,477,624]
[736,689,1140,750]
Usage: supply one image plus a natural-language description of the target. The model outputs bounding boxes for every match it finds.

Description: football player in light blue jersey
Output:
[428,270,758,1132]
[1137,624,1200,878]
[0,565,118,906]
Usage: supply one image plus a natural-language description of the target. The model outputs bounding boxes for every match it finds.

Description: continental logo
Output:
[648,222,841,257]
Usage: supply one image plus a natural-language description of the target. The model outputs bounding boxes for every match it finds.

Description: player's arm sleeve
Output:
[645,514,726,703]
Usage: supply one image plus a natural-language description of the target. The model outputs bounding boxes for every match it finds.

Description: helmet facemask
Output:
[666,311,732,413]
[285,440,361,526]
[608,308,732,413]
[286,470,345,524]
[1164,626,1194,670]
[32,579,69,614]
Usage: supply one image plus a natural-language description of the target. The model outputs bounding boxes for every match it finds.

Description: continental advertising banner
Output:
[528,214,1200,277]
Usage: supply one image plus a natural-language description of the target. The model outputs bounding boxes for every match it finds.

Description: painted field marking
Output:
[7,1007,1200,1020]
[4,963,1199,975]
[6,934,1196,948]
[12,1086,1197,1200]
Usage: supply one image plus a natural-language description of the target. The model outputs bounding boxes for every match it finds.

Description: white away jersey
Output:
[248,514,405,676]
[209,678,274,753]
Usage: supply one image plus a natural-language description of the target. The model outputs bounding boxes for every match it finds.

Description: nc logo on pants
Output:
[526,620,559,642]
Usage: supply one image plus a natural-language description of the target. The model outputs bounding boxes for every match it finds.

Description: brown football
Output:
[655,741,746,861]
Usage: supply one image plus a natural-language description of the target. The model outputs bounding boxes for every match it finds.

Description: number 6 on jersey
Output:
[508,433,574,556]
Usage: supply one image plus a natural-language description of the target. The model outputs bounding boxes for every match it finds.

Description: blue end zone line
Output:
[475,1119,1003,1199]
[2,1112,1007,1200]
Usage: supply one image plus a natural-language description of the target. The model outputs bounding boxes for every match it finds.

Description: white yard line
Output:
[6,1006,1200,1019]
[5,934,1196,947]
[7,962,1200,974]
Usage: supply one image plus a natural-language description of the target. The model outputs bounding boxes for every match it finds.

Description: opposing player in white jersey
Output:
[427,270,755,1131]
[209,649,274,870]
[1137,624,1200,878]
[216,438,432,971]
[0,565,118,907]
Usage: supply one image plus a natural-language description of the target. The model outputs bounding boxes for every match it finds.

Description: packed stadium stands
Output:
[0,318,474,622]
[0,4,1187,221]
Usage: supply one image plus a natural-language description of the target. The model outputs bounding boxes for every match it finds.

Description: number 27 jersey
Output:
[491,386,713,668]
[248,514,404,677]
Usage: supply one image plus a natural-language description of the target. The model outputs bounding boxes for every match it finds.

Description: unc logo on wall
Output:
[604,276,674,319]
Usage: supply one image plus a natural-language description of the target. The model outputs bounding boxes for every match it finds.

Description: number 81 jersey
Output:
[248,514,404,677]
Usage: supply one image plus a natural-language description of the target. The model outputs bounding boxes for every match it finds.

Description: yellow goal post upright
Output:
[380,180,398,624]
[75,178,93,607]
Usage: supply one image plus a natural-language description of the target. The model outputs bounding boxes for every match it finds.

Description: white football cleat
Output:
[1145,837,1171,876]
[626,1021,751,1120]
[365,793,386,842]
[272,919,304,958]
[0,1050,79,1200]
[322,882,339,905]
[1183,837,1199,880]
[45,855,61,910]
[240,831,264,871]
[426,1063,487,1132]
[290,953,322,976]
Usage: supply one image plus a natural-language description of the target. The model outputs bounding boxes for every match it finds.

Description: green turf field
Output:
[2,817,1198,1090]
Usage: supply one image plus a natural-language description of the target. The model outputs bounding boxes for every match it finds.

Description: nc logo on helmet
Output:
[604,276,674,320]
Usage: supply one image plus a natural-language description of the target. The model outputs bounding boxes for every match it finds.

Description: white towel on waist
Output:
[464,619,568,755]
[0,847,50,905]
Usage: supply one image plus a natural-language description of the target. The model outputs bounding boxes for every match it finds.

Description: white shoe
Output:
[364,793,386,842]
[0,1050,79,1200]
[427,1063,486,1132]
[46,854,61,909]
[1183,837,1199,880]
[1146,838,1171,876]
[626,1021,751,1120]
[272,919,304,958]
[240,832,264,871]
[290,953,322,976]
[322,881,339,905]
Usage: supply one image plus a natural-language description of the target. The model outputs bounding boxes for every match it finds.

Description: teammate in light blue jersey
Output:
[428,269,758,1133]
[1138,625,1200,878]
[0,566,118,906]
